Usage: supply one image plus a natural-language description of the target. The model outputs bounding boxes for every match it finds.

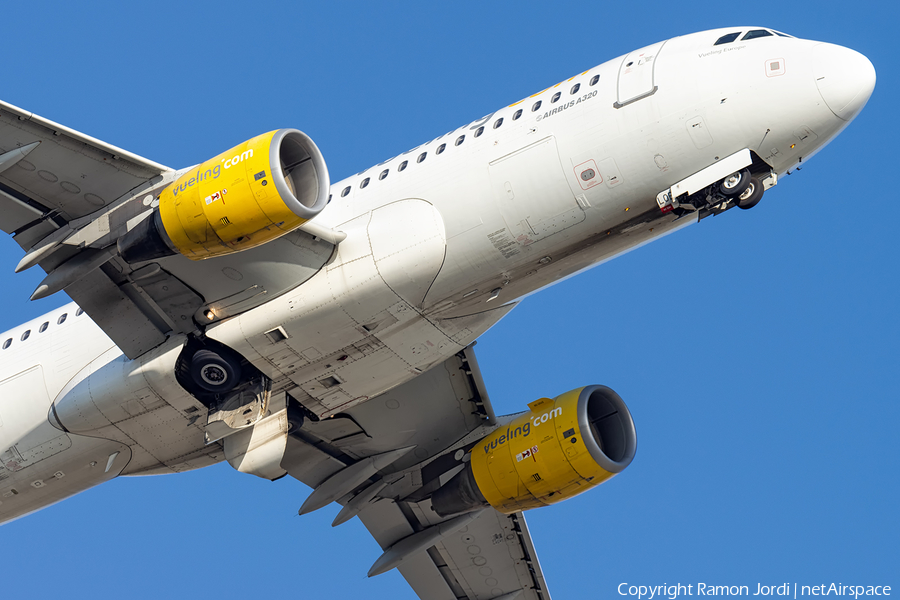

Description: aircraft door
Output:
[615,40,667,108]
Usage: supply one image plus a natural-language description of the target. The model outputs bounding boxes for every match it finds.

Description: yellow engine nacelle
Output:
[431,385,637,516]
[119,129,329,262]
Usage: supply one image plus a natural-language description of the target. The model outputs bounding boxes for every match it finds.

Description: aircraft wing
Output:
[277,344,552,600]
[0,99,171,242]
[0,101,335,359]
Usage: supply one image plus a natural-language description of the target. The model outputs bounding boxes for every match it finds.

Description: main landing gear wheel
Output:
[736,176,764,210]
[719,168,751,198]
[190,349,242,393]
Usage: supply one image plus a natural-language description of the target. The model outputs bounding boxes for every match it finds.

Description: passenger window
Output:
[360,177,370,189]
[493,117,503,129]
[398,160,408,172]
[512,109,523,120]
[742,29,773,40]
[455,135,465,146]
[378,169,389,181]
[341,186,351,197]
[2,338,11,350]
[327,194,332,204]
[58,313,67,325]
[590,74,600,86]
[76,308,84,316]
[436,143,446,155]
[551,91,561,104]
[714,32,741,45]
[474,126,484,138]
[532,100,542,112]
[570,83,580,95]
[417,152,427,163]
[39,322,49,333]
[21,330,30,341]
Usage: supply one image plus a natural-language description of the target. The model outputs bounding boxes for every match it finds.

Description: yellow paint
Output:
[158,130,307,259]
[470,387,617,514]
[527,397,553,412]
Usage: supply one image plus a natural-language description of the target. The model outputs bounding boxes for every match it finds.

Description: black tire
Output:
[190,349,242,393]
[719,168,751,198]
[736,176,764,210]
[286,401,305,434]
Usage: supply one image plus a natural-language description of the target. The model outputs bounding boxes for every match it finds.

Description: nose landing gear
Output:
[655,149,775,217]
[719,168,752,198]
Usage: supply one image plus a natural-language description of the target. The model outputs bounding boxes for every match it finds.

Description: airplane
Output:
[0,26,874,600]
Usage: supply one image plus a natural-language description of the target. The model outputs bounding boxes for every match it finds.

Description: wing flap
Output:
[65,267,168,357]
[434,510,550,600]
[359,499,464,600]
[0,186,45,235]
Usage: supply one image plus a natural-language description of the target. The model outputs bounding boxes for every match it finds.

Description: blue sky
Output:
[1,2,897,598]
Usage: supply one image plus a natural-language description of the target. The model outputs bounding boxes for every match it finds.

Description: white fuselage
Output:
[0,27,874,523]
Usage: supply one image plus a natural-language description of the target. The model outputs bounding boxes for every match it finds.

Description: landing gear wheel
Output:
[286,401,305,434]
[736,176,764,210]
[719,168,751,198]
[190,349,242,393]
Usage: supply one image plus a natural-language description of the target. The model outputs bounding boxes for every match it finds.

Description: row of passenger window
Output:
[2,307,84,350]
[336,73,602,198]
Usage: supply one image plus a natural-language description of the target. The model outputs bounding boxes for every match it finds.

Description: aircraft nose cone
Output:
[813,43,876,121]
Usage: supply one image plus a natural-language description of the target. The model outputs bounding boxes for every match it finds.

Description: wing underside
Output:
[360,497,551,600]
[277,345,552,600]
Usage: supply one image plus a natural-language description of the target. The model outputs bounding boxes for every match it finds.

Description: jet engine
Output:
[431,385,636,516]
[119,129,329,262]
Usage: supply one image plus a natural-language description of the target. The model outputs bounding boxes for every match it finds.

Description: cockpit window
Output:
[714,32,741,45]
[742,29,773,41]
[773,30,794,38]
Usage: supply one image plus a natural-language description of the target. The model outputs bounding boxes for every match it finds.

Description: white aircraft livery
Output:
[0,27,874,600]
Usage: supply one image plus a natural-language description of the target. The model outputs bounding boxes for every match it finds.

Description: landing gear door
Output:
[615,40,667,108]
[205,376,271,444]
